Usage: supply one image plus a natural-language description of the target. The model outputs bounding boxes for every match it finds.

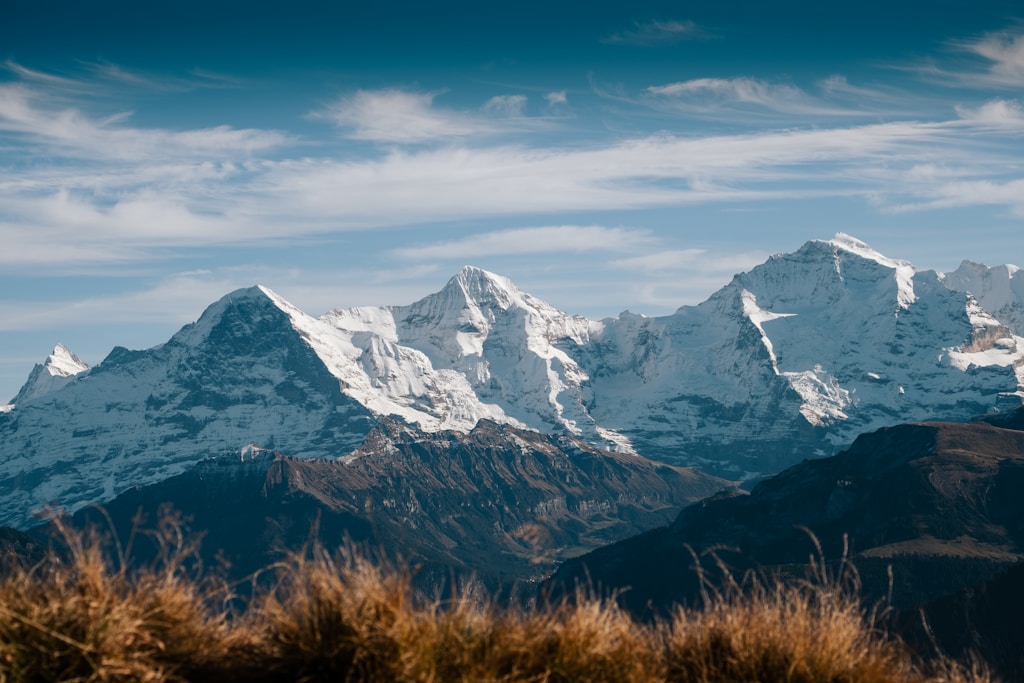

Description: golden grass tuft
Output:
[0,519,999,682]
[0,516,231,682]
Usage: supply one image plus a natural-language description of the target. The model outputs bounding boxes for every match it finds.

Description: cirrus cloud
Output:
[603,19,706,46]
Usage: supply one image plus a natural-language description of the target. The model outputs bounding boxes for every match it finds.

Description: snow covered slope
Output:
[939,261,1024,336]
[320,267,619,447]
[8,344,89,405]
[0,287,374,528]
[580,234,1023,474]
[0,235,1021,527]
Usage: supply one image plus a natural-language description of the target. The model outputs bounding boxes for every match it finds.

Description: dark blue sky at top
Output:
[4,0,1017,80]
[4,0,1016,138]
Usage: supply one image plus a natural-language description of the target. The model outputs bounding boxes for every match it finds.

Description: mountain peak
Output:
[828,231,872,251]
[9,343,90,405]
[445,265,520,307]
[823,232,913,271]
[822,233,917,309]
[169,285,299,348]
[45,343,89,378]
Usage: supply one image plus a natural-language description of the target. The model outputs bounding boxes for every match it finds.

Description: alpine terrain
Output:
[0,233,1021,529]
[64,418,725,586]
[546,407,1024,680]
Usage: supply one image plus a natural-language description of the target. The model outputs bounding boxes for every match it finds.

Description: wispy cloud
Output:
[906,27,1024,89]
[391,226,651,260]
[962,28,1024,86]
[647,77,862,116]
[609,249,707,271]
[603,19,705,46]
[3,61,82,88]
[82,61,171,88]
[3,59,1023,269]
[817,74,906,106]
[4,60,253,96]
[3,116,1016,267]
[0,82,287,161]
[605,247,771,309]
[313,89,539,143]
[0,265,451,333]
[886,178,1024,217]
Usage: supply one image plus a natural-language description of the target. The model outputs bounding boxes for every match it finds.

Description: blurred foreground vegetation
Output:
[0,518,995,683]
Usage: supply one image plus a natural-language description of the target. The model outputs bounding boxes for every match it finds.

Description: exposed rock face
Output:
[65,419,727,586]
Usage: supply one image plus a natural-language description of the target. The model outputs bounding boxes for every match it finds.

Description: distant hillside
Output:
[549,410,1024,612]
[61,418,727,589]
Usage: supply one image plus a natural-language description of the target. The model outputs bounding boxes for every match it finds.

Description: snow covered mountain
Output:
[0,287,376,528]
[580,234,1024,474]
[0,234,1021,527]
[939,260,1024,336]
[8,343,89,405]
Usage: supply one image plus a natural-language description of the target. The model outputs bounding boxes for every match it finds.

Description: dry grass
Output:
[0,515,232,682]
[0,521,998,683]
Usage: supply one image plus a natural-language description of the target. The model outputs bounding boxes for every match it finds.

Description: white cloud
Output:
[954,98,1024,126]
[83,61,171,89]
[603,20,704,46]
[817,75,899,105]
[391,226,652,260]
[964,29,1024,86]
[886,178,1024,217]
[0,265,455,333]
[911,28,1024,89]
[0,82,287,160]
[250,118,1024,244]
[545,91,567,105]
[5,115,1013,267]
[3,61,82,89]
[483,94,528,117]
[3,58,1023,270]
[314,89,495,143]
[647,77,860,116]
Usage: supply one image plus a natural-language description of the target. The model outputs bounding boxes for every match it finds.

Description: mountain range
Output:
[0,233,1021,529]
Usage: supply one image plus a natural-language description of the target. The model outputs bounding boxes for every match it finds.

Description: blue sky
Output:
[1,0,1023,401]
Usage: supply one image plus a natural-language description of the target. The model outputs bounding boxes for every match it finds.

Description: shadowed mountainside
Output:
[61,418,728,590]
[548,413,1024,615]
